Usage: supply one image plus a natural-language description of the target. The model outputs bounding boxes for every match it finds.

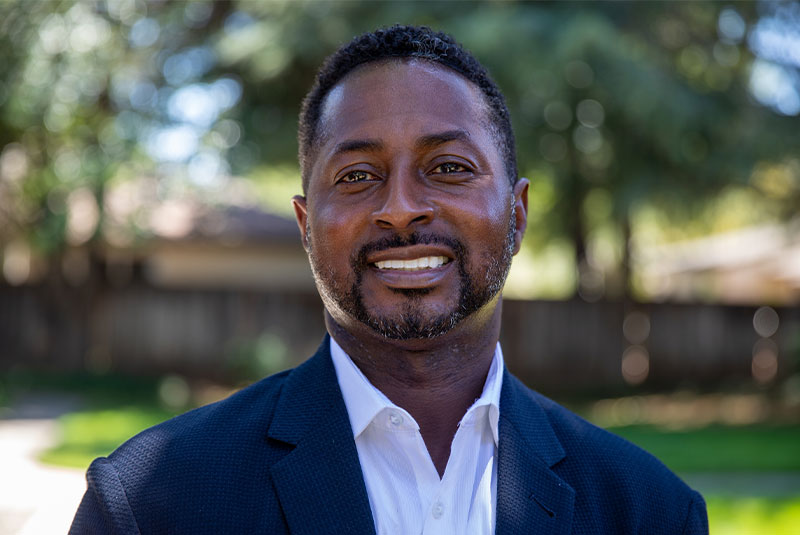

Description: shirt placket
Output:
[420,410,478,534]
[386,410,443,535]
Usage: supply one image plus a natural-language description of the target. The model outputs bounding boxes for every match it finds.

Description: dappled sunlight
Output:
[0,1,797,303]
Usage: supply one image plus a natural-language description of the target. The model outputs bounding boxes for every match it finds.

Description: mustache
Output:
[352,232,466,270]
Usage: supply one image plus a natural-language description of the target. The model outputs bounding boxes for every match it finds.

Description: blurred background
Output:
[0,1,798,533]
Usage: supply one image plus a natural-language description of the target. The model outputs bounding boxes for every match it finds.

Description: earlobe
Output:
[291,195,310,250]
[512,178,529,255]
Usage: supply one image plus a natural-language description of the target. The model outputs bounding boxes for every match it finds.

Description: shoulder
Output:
[73,340,342,534]
[79,367,299,534]
[504,375,708,533]
[110,367,293,464]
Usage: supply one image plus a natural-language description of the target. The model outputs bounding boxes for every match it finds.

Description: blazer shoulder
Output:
[530,386,688,485]
[509,379,673,472]
[74,367,298,534]
[115,367,292,457]
[506,377,707,533]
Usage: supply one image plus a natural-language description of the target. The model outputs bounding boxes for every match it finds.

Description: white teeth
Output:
[374,256,449,271]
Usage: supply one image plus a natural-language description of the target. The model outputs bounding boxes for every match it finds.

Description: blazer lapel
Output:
[496,372,575,535]
[268,337,376,535]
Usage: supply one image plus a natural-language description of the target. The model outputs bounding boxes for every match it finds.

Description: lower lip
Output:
[368,261,455,289]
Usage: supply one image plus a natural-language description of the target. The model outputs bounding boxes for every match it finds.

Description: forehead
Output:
[315,59,493,155]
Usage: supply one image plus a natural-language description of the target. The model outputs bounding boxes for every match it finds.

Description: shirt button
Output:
[389,412,403,426]
[432,502,444,519]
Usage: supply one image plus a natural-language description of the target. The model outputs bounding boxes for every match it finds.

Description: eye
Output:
[339,170,376,183]
[432,162,469,174]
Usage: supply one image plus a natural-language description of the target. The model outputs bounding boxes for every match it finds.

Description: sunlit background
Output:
[0,1,799,534]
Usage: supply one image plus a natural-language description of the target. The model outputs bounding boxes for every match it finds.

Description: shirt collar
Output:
[330,336,504,444]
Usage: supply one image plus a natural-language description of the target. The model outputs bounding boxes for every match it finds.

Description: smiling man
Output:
[71,26,708,534]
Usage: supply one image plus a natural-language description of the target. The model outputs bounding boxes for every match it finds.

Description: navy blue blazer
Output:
[71,337,708,534]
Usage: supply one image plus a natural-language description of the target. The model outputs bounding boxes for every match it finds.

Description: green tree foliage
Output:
[0,0,797,297]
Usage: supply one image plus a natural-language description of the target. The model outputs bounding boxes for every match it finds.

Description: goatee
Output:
[308,207,515,340]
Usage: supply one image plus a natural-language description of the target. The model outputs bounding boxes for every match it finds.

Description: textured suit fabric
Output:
[70,336,708,534]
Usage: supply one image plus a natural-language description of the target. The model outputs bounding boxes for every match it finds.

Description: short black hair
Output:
[298,25,517,193]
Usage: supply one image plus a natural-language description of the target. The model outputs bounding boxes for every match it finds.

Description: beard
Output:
[308,206,516,340]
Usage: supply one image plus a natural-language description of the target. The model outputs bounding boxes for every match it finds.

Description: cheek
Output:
[308,204,361,262]
[446,191,511,243]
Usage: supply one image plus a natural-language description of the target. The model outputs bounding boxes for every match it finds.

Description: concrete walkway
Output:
[0,395,87,535]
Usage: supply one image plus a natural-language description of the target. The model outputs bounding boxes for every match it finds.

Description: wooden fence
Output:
[1,283,797,393]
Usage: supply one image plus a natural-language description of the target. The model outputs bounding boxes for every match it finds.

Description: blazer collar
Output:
[496,371,575,535]
[267,335,376,535]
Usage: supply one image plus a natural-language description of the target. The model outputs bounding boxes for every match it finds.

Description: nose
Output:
[371,172,434,230]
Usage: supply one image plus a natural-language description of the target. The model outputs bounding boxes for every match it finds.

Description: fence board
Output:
[1,284,797,393]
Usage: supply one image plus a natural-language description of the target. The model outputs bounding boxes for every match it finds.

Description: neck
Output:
[326,299,503,476]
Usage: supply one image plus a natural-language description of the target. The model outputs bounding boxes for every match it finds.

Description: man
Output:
[71,26,708,534]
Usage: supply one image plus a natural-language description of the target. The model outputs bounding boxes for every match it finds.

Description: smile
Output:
[373,256,450,271]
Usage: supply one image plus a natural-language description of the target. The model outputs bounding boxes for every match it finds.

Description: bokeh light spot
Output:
[544,101,572,131]
[184,1,214,29]
[576,99,605,128]
[2,241,31,286]
[66,188,99,245]
[622,345,650,385]
[158,375,191,410]
[573,125,603,154]
[565,60,594,88]
[146,125,200,162]
[129,18,160,48]
[718,8,746,42]
[753,306,779,337]
[539,133,567,162]
[751,343,778,384]
[187,150,228,190]
[749,60,800,116]
[623,311,651,345]
[0,143,29,183]
[162,46,215,86]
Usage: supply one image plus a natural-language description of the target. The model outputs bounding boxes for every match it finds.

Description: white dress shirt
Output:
[330,337,504,535]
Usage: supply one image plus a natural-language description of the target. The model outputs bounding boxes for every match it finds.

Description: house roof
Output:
[634,218,800,304]
[147,201,301,246]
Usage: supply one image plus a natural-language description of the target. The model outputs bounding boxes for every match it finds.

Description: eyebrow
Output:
[332,139,384,157]
[415,130,471,150]
[330,130,472,159]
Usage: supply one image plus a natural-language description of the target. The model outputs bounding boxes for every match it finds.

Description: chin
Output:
[360,310,459,340]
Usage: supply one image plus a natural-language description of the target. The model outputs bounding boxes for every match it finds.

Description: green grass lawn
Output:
[2,371,186,468]
[707,496,800,535]
[609,424,800,534]
[607,424,800,472]
[39,406,178,468]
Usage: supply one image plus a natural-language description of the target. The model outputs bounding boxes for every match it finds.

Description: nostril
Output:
[372,204,434,229]
[375,218,394,229]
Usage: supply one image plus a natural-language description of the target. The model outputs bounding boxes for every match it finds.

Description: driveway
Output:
[0,394,87,535]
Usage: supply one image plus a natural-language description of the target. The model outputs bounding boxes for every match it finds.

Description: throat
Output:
[422,426,456,478]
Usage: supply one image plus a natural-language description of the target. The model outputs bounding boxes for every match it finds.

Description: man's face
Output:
[294,60,528,340]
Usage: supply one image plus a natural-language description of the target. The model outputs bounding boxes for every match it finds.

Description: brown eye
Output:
[433,162,468,174]
[340,170,373,183]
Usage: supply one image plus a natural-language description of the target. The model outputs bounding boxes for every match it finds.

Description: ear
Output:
[291,195,310,251]
[511,178,529,255]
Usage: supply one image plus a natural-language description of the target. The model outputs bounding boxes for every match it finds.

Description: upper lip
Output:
[366,245,455,265]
